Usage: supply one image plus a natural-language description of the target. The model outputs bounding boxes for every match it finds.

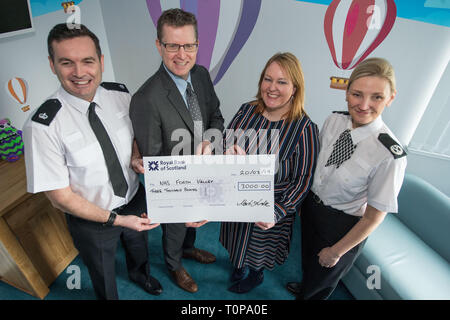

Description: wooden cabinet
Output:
[0,158,78,299]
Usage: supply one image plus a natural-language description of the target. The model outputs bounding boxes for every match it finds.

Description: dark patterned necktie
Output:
[88,102,128,197]
[325,129,357,169]
[186,82,203,124]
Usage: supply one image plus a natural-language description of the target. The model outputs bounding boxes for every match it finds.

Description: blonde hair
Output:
[348,57,396,94]
[253,52,306,121]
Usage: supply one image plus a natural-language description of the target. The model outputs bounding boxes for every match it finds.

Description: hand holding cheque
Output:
[143,154,275,224]
[225,145,275,230]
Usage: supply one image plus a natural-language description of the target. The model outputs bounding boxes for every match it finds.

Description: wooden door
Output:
[3,193,78,287]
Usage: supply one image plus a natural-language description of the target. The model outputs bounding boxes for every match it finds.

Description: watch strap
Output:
[103,210,118,227]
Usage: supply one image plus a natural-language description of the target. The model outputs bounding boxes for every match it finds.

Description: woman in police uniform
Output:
[287,57,407,300]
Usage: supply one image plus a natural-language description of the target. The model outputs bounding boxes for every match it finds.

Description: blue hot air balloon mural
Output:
[146,0,262,85]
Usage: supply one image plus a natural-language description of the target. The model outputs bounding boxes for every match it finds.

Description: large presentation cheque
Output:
[143,155,275,223]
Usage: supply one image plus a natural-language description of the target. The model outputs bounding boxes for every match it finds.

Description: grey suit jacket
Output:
[130,63,224,156]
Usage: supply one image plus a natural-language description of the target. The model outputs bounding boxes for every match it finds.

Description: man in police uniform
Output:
[23,23,162,300]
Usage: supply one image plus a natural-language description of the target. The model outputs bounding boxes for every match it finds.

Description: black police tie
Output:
[88,102,128,197]
[325,129,357,169]
[186,82,203,127]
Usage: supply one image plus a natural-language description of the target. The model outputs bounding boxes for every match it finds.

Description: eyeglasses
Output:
[160,41,199,52]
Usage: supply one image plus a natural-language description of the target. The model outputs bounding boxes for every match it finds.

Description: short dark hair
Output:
[47,23,102,61]
[157,8,198,41]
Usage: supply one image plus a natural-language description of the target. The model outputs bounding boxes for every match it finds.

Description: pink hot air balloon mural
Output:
[324,0,397,89]
[146,0,261,85]
[6,77,31,112]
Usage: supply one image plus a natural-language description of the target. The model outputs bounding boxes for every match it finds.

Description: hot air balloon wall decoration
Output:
[146,0,262,85]
[62,1,76,13]
[6,77,31,112]
[324,0,397,90]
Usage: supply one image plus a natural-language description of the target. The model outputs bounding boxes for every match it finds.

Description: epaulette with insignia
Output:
[32,99,62,126]
[378,133,407,159]
[100,82,129,93]
[333,111,350,115]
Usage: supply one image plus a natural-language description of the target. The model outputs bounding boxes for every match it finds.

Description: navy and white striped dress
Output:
[220,103,319,270]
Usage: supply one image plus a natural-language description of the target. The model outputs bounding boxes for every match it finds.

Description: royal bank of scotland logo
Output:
[148,160,159,171]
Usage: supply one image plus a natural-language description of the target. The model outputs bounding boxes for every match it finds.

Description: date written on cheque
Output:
[180,304,269,318]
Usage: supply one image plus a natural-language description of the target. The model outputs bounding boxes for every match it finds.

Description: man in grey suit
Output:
[129,8,224,293]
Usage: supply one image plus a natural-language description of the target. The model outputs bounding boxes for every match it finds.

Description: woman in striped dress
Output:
[220,52,319,293]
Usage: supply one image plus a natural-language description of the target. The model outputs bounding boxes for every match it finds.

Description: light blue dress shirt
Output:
[163,63,193,108]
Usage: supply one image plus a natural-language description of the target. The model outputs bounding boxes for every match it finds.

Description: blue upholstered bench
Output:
[342,174,450,300]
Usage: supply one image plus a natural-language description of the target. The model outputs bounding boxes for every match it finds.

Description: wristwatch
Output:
[103,210,118,227]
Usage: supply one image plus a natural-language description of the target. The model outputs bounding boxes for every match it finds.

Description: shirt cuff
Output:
[367,199,397,214]
[27,180,69,194]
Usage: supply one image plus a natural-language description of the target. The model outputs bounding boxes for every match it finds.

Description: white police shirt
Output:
[23,84,139,211]
[311,112,407,217]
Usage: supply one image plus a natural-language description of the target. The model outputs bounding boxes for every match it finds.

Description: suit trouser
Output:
[300,192,366,300]
[65,184,150,300]
[161,223,196,271]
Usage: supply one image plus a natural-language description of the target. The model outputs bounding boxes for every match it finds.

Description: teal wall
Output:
[30,0,84,17]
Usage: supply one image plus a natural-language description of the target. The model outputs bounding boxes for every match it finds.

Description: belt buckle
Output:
[312,193,322,204]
